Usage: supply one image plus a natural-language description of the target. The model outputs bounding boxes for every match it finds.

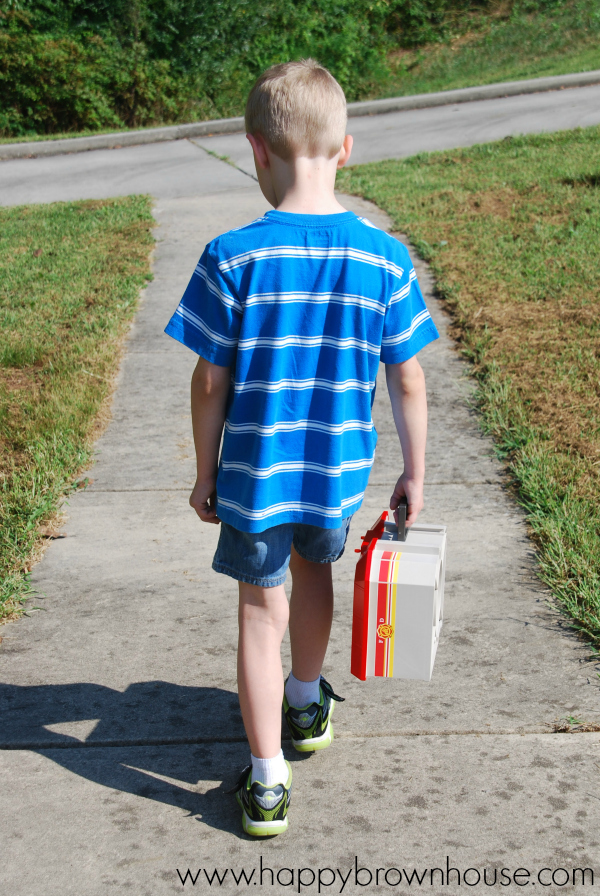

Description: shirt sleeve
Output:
[164,242,242,367]
[380,251,439,364]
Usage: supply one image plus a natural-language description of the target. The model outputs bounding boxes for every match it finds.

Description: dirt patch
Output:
[562,173,600,188]
[444,288,600,462]
[0,368,39,394]
[469,188,521,218]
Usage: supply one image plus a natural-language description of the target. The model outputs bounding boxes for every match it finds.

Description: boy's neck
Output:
[271,155,347,215]
[247,133,354,216]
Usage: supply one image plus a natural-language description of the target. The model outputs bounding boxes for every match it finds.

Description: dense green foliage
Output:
[0,0,434,135]
[0,0,580,137]
[1,0,598,138]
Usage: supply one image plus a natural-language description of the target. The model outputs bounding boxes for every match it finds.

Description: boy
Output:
[165,59,438,836]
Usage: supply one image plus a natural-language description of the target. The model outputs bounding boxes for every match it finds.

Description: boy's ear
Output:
[246,133,270,170]
[337,134,354,169]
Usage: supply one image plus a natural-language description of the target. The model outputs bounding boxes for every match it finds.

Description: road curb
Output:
[2,69,599,161]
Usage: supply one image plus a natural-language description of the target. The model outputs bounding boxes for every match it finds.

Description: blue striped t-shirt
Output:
[165,210,438,532]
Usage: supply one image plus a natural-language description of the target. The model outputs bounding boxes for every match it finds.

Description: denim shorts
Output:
[212,516,353,587]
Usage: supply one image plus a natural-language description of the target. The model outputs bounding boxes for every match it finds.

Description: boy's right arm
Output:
[385,356,427,527]
[189,356,231,524]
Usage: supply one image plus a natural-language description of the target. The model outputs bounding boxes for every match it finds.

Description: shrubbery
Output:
[0,0,567,137]
[0,25,208,134]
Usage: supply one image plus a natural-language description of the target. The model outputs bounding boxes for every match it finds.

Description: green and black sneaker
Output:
[283,677,345,753]
[230,762,292,837]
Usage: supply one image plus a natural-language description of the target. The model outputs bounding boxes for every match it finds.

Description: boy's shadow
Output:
[1,681,310,837]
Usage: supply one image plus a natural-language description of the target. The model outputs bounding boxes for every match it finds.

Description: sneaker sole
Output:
[241,807,288,837]
[235,792,289,837]
[291,709,335,753]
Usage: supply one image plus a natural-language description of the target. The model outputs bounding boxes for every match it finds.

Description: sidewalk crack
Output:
[3,727,596,752]
[187,139,258,182]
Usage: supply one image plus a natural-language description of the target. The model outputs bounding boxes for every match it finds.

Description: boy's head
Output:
[245,59,347,160]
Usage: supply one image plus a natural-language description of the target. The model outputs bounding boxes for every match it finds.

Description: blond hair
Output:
[245,59,347,160]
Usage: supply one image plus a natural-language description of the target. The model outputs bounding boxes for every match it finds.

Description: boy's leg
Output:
[284,541,345,752]
[237,581,289,759]
[288,545,333,681]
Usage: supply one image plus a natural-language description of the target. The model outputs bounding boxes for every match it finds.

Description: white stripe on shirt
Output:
[193,263,242,313]
[221,458,373,478]
[237,334,381,354]
[389,270,417,305]
[218,245,404,279]
[175,305,238,347]
[381,308,432,346]
[233,377,374,394]
[217,492,364,521]
[244,290,385,314]
[224,419,373,436]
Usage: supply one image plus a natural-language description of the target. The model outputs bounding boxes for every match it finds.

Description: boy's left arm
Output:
[380,242,438,528]
[189,356,231,524]
[385,356,428,527]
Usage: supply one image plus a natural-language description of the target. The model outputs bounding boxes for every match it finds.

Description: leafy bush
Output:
[0,0,533,137]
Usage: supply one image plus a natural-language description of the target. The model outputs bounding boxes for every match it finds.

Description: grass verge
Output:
[337,125,600,652]
[0,196,154,622]
[381,0,600,99]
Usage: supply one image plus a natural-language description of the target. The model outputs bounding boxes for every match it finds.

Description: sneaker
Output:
[229,762,292,837]
[283,676,344,753]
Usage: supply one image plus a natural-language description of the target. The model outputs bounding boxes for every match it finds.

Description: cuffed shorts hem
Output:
[293,541,348,565]
[211,560,288,588]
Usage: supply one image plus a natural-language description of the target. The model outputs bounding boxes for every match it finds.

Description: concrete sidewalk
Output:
[1,157,600,891]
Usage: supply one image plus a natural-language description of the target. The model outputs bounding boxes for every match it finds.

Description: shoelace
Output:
[320,677,345,703]
[227,765,251,794]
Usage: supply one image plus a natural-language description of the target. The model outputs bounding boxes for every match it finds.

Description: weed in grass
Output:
[552,716,600,732]
[0,196,154,622]
[337,125,600,650]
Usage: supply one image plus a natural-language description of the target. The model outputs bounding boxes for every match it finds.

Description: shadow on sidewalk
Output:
[1,680,310,837]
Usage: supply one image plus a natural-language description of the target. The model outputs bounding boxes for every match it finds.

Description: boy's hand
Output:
[390,473,424,528]
[189,478,221,524]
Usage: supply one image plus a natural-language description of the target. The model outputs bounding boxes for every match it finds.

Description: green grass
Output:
[380,0,600,99]
[0,197,154,621]
[337,125,600,651]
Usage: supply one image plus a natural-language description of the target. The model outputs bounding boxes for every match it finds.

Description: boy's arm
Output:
[189,356,231,524]
[385,356,427,527]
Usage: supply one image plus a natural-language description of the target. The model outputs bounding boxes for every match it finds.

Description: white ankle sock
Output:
[285,672,321,709]
[251,750,287,786]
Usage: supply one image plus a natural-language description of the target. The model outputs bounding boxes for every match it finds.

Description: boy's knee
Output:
[239,583,289,629]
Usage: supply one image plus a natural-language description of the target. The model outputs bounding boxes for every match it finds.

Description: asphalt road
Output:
[1,83,600,206]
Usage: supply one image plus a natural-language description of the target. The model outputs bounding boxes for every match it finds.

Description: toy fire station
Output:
[351,504,447,682]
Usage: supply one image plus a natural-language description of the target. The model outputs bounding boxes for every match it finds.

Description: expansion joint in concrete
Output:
[188,138,258,183]
[2,727,586,752]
